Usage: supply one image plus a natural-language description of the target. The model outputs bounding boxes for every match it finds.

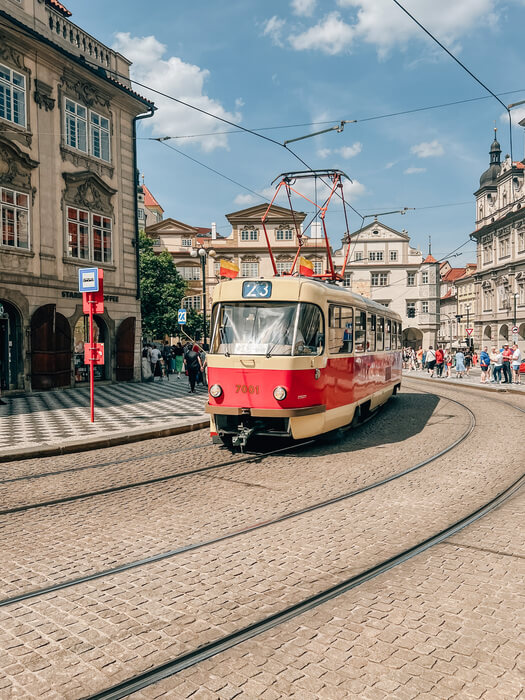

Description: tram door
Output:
[0,309,9,390]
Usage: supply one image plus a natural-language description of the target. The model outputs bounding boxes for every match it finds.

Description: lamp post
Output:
[190,246,216,348]
[465,303,471,348]
[513,292,518,327]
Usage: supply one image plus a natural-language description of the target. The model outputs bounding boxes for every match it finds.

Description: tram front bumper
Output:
[205,403,326,418]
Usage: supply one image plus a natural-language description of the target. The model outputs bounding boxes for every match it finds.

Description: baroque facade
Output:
[471,132,525,350]
[0,0,154,393]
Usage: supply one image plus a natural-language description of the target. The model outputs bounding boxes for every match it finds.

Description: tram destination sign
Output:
[242,281,272,299]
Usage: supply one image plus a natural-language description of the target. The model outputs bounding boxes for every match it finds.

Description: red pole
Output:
[89,295,94,422]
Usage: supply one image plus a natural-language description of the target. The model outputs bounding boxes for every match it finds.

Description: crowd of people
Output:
[403,343,522,384]
[141,340,208,393]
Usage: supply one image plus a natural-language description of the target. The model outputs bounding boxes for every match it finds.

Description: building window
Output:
[182,295,201,310]
[276,261,292,275]
[483,287,493,311]
[371,272,388,286]
[276,229,293,241]
[313,261,323,275]
[241,262,259,277]
[422,271,429,284]
[241,229,258,241]
[354,251,363,261]
[499,236,510,259]
[181,238,192,247]
[178,266,201,280]
[67,207,112,262]
[137,208,145,221]
[483,242,493,264]
[518,230,525,253]
[0,62,26,127]
[518,282,525,305]
[1,187,29,249]
[389,250,398,262]
[407,272,416,286]
[421,301,429,313]
[343,272,352,287]
[406,301,416,316]
[369,251,383,261]
[65,98,110,162]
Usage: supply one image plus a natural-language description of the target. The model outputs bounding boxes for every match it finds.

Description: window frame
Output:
[371,272,388,287]
[369,251,384,262]
[240,229,258,241]
[64,97,111,163]
[276,228,293,241]
[407,272,416,287]
[1,186,30,250]
[66,206,112,263]
[0,61,26,128]
[240,261,259,277]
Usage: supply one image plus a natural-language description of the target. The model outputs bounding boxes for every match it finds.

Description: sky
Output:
[64,0,525,265]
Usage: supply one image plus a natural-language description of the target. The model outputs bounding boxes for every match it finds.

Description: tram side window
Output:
[296,303,324,356]
[328,305,341,354]
[367,314,376,352]
[398,323,403,349]
[340,306,353,353]
[377,317,384,351]
[385,319,391,350]
[355,310,366,352]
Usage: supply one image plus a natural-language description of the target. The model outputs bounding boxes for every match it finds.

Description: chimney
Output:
[211,222,217,240]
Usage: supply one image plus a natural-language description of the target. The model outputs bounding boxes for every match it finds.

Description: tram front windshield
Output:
[212,302,324,356]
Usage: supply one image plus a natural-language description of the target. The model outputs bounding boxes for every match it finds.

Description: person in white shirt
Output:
[149,345,161,379]
[511,344,522,384]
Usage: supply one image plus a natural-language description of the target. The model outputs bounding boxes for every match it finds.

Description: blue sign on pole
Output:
[178,309,187,325]
[79,268,99,293]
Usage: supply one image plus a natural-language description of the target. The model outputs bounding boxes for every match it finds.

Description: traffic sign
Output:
[512,325,519,334]
[79,268,99,293]
[178,309,187,325]
[466,328,474,336]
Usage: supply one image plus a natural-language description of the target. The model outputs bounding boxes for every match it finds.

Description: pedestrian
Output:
[184,344,204,393]
[422,349,427,370]
[435,346,444,377]
[173,342,184,378]
[426,346,436,377]
[491,347,503,383]
[141,344,153,382]
[161,341,172,379]
[150,344,161,380]
[455,349,466,378]
[479,346,490,384]
[501,343,513,384]
[199,345,208,387]
[409,347,417,371]
[444,348,453,378]
[511,343,522,384]
[464,348,473,376]
[416,346,423,370]
[472,351,478,367]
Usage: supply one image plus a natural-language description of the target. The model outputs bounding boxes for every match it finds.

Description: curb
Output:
[0,418,210,463]
[402,373,525,396]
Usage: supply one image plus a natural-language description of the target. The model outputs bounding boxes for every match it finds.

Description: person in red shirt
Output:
[435,346,445,378]
[501,343,513,384]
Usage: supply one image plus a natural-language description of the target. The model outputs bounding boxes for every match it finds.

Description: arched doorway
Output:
[499,324,508,342]
[402,327,423,349]
[31,305,71,390]
[0,300,23,390]
[73,315,108,384]
[518,323,525,342]
[116,317,136,381]
[483,325,492,341]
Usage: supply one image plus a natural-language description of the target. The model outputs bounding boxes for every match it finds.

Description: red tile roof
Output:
[46,0,72,17]
[441,289,454,300]
[143,184,164,211]
[442,267,466,282]
[423,254,438,263]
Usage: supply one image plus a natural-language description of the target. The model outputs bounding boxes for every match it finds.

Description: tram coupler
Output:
[232,426,255,451]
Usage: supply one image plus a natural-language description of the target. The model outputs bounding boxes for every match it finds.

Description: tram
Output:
[204,169,402,449]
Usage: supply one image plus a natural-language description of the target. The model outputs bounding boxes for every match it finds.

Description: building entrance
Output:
[0,300,23,391]
[31,304,72,390]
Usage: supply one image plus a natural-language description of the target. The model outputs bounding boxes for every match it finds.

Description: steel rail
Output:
[82,471,524,700]
[0,391,474,608]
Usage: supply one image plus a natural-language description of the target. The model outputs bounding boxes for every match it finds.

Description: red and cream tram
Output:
[206,276,402,449]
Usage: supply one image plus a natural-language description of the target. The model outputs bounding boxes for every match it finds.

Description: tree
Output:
[139,231,187,338]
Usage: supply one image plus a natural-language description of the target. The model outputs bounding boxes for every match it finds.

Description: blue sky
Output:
[65,0,525,264]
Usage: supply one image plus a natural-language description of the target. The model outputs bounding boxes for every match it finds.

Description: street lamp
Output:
[465,303,471,348]
[513,292,518,327]
[190,246,216,348]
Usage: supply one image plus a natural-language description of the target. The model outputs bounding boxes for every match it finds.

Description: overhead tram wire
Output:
[391,0,514,163]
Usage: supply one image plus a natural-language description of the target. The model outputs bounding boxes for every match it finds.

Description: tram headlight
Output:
[273,386,287,401]
[209,384,223,398]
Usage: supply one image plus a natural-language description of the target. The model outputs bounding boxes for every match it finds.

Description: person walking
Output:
[161,341,172,380]
[501,343,513,384]
[416,346,423,370]
[184,344,203,393]
[455,349,466,378]
[511,343,522,384]
[435,346,444,377]
[464,348,473,376]
[150,344,161,380]
[444,348,453,378]
[426,346,436,377]
[173,342,184,378]
[491,347,503,383]
[479,347,490,384]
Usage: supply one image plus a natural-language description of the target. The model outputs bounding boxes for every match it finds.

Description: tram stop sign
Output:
[178,309,187,325]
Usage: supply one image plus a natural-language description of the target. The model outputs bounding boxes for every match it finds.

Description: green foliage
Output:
[183,309,205,342]
[139,231,188,338]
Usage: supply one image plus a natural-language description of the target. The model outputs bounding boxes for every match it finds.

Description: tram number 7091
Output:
[235,384,260,394]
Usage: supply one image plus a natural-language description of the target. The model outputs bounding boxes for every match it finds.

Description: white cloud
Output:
[317,147,333,158]
[501,106,525,126]
[385,161,396,169]
[290,12,355,55]
[340,142,362,159]
[263,16,286,46]
[410,139,444,158]
[113,33,241,152]
[291,0,317,17]
[235,98,245,109]
[234,193,258,206]
[404,167,427,174]
[282,0,497,56]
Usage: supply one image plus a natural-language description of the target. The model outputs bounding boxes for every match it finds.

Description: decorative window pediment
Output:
[61,71,110,111]
[62,171,116,216]
[0,137,38,197]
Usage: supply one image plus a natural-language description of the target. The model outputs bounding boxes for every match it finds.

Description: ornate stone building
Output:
[471,131,525,350]
[0,0,154,393]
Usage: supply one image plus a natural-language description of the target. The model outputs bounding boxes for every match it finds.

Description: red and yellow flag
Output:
[219,259,239,279]
[299,256,314,277]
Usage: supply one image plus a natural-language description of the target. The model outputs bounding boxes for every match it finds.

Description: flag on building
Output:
[219,259,239,279]
[299,257,314,277]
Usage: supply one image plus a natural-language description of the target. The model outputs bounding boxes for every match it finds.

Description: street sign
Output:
[466,328,474,336]
[82,269,104,314]
[84,343,105,365]
[511,325,519,334]
[79,268,99,293]
[178,309,187,325]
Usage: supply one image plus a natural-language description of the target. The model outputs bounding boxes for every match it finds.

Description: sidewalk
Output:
[0,377,209,462]
[402,366,525,393]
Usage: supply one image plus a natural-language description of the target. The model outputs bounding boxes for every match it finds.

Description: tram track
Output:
[0,390,475,608]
